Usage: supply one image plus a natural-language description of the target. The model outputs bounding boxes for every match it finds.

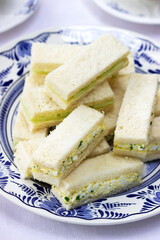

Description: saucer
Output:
[94,0,160,24]
[0,0,40,33]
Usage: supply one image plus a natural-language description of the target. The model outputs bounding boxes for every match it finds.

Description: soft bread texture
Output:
[114,73,158,147]
[31,43,84,73]
[21,77,114,131]
[14,139,40,179]
[119,53,135,76]
[144,117,160,162]
[88,139,110,158]
[13,105,48,143]
[45,33,129,109]
[51,152,143,209]
[155,88,160,117]
[32,105,107,185]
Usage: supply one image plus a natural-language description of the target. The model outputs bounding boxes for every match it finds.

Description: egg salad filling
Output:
[147,143,160,152]
[46,58,128,104]
[52,173,142,206]
[21,99,114,124]
[32,122,107,178]
[114,143,147,152]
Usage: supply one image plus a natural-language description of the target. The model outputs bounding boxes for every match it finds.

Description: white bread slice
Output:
[51,152,143,210]
[114,73,158,159]
[13,105,48,144]
[88,139,110,158]
[31,105,107,186]
[21,76,114,131]
[31,43,84,74]
[155,88,160,117]
[45,33,129,109]
[119,53,135,76]
[144,117,160,162]
[14,139,40,179]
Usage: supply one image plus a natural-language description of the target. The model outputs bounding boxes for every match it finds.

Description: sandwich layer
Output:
[31,105,107,186]
[21,79,114,131]
[114,73,158,158]
[45,33,129,109]
[51,152,143,210]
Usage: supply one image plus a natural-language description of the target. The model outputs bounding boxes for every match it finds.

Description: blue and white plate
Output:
[0,26,160,225]
[94,0,160,24]
[0,0,40,33]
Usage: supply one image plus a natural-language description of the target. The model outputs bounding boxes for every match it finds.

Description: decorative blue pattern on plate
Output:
[0,27,160,225]
[94,0,160,25]
[106,2,144,17]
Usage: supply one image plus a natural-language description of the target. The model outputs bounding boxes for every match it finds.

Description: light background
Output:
[0,0,160,239]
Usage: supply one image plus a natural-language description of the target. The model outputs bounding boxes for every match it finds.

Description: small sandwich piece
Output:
[14,139,40,179]
[119,53,135,77]
[31,105,107,186]
[114,73,158,159]
[45,33,129,109]
[14,138,109,179]
[30,43,84,82]
[145,117,160,161]
[88,139,110,158]
[21,79,114,131]
[51,152,143,210]
[155,88,160,117]
[13,105,48,145]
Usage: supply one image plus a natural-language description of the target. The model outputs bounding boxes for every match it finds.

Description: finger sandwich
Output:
[51,152,143,210]
[45,33,129,109]
[30,43,84,83]
[114,73,158,159]
[31,105,107,186]
[14,138,110,179]
[21,76,114,131]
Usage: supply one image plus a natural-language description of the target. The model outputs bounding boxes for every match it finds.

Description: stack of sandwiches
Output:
[13,33,160,210]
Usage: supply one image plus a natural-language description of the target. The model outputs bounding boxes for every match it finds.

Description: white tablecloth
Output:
[0,1,160,239]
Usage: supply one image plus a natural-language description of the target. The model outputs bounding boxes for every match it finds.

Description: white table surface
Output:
[0,0,160,239]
